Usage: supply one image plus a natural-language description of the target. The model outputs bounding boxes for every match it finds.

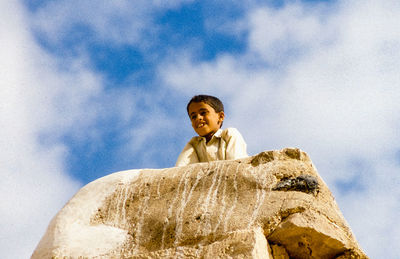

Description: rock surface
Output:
[32,148,368,258]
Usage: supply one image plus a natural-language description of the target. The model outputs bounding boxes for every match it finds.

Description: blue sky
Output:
[1,0,400,258]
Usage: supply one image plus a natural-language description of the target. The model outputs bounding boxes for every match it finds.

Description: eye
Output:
[200,111,208,116]
[191,115,196,120]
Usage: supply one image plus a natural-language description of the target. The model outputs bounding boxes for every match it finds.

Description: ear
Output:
[218,111,225,125]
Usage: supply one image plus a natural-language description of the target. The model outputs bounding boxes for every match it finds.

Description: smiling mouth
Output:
[197,123,205,128]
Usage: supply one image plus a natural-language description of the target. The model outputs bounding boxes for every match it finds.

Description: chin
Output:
[197,132,208,137]
[196,128,208,136]
[195,130,207,137]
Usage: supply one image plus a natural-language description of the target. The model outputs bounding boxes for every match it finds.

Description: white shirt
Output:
[175,128,248,167]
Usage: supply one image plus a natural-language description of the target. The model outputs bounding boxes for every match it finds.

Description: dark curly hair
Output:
[186,95,224,114]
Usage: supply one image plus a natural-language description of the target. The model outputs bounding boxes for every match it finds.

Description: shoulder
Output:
[188,136,203,146]
[222,127,242,136]
[220,128,244,140]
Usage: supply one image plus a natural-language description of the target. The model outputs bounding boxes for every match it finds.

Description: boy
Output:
[175,95,248,167]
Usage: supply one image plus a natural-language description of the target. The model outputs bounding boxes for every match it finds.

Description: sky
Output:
[1,0,399,258]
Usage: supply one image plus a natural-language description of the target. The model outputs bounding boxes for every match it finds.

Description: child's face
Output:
[188,101,225,141]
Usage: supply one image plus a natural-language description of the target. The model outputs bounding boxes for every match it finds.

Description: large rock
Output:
[32,148,368,258]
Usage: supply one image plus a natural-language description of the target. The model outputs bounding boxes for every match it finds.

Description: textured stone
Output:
[272,175,319,194]
[270,244,290,259]
[32,148,368,259]
[130,227,272,259]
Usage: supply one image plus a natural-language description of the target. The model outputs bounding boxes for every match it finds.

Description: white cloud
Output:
[160,1,400,258]
[31,0,195,47]
[247,4,332,63]
[0,1,114,258]
[337,159,400,258]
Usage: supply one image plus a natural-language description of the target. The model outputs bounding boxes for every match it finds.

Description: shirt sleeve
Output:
[175,141,199,167]
[223,128,248,160]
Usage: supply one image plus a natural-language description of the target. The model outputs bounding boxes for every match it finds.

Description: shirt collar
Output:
[193,128,223,144]
[213,128,223,138]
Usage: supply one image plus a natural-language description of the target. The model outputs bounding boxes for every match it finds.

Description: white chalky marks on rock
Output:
[104,174,138,230]
[156,177,162,197]
[213,163,236,233]
[247,164,271,228]
[207,163,225,235]
[116,185,128,229]
[223,164,240,232]
[193,166,216,236]
[133,181,151,253]
[174,167,203,246]
[161,168,191,249]
[121,185,130,226]
[191,167,209,218]
[111,183,132,230]
[195,163,224,237]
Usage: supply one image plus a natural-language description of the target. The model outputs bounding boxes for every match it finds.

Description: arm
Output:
[175,142,199,167]
[223,128,248,160]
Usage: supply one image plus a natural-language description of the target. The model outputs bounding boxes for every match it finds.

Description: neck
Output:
[204,132,214,143]
[204,128,221,143]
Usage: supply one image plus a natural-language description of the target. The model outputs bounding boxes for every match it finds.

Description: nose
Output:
[193,114,203,121]
[197,114,206,122]
[191,114,203,125]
